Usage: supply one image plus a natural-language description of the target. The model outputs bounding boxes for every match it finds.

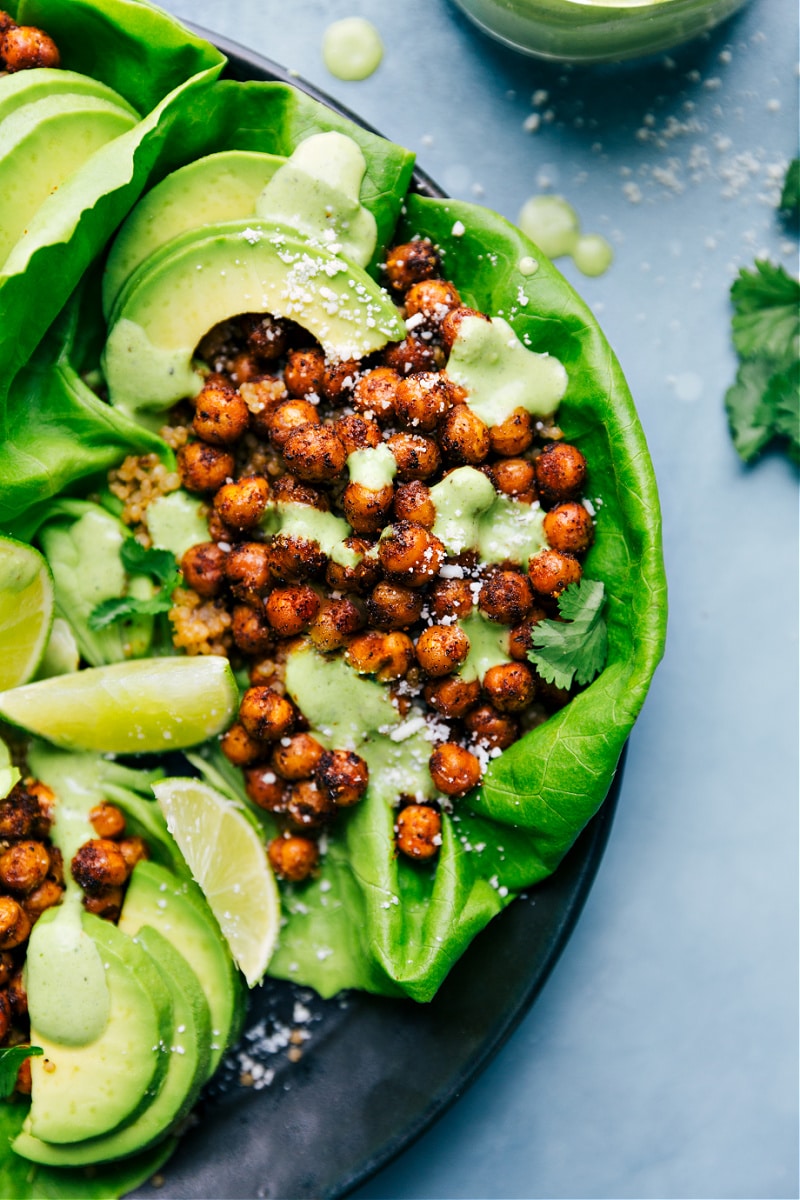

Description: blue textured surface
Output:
[156,1,798,1196]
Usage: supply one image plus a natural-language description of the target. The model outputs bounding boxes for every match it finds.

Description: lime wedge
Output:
[153,777,280,986]
[0,657,237,753]
[0,537,54,691]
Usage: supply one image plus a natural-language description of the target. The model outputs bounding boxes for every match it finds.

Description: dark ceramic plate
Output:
[131,30,623,1200]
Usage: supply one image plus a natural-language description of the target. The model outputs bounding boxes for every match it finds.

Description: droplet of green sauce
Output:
[323,18,383,81]
[517,194,580,259]
[573,233,614,278]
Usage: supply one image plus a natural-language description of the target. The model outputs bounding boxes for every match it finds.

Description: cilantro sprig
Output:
[527,578,608,692]
[88,539,180,631]
[0,1045,42,1097]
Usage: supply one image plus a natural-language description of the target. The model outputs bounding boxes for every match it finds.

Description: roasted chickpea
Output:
[543,502,595,555]
[325,537,381,594]
[365,577,426,629]
[118,837,149,871]
[286,779,336,831]
[415,624,470,677]
[23,880,63,923]
[492,458,536,498]
[343,482,395,535]
[1,24,60,70]
[0,952,13,988]
[14,1054,32,1096]
[84,887,124,921]
[89,803,126,840]
[0,897,30,949]
[396,804,441,860]
[429,744,482,796]
[224,541,271,602]
[232,603,274,655]
[352,366,400,423]
[439,405,491,465]
[267,534,327,583]
[284,347,325,398]
[0,784,49,840]
[440,306,490,352]
[282,426,347,484]
[310,598,365,652]
[267,399,320,448]
[0,841,50,894]
[483,662,537,712]
[221,722,264,767]
[213,475,269,530]
[315,750,369,807]
[244,765,287,812]
[71,839,128,895]
[46,845,63,886]
[271,475,328,509]
[239,686,295,741]
[272,733,325,781]
[507,613,547,661]
[423,676,481,718]
[322,358,362,404]
[192,378,250,445]
[7,969,26,1019]
[346,630,415,682]
[405,279,461,328]
[393,480,436,528]
[267,835,319,882]
[181,542,227,598]
[333,413,382,456]
[429,577,475,621]
[528,548,582,598]
[378,522,444,587]
[478,570,534,625]
[489,409,533,457]
[534,442,587,504]
[0,991,10,1043]
[178,442,235,494]
[265,584,320,637]
[464,704,520,750]
[240,313,290,361]
[0,12,16,34]
[387,432,441,482]
[229,352,263,385]
[394,372,452,432]
[382,334,442,376]
[385,239,440,293]
[244,378,289,435]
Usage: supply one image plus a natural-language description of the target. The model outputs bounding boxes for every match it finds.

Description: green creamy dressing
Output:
[457,610,512,682]
[147,490,209,560]
[430,466,548,562]
[517,194,614,278]
[347,443,397,489]
[255,132,378,268]
[322,17,384,82]
[285,645,436,804]
[447,316,567,425]
[262,500,359,568]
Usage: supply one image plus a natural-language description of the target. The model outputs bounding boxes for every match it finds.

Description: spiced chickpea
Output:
[8,970,26,1019]
[0,952,13,988]
[0,784,47,840]
[415,624,470,677]
[239,686,295,741]
[23,880,63,923]
[440,306,490,353]
[265,584,320,637]
[213,475,269,530]
[224,541,271,602]
[393,480,436,528]
[245,379,290,436]
[284,347,325,398]
[271,475,328,509]
[0,992,10,1043]
[46,846,63,886]
[439,405,491,465]
[244,766,287,813]
[267,835,319,883]
[333,413,382,456]
[404,279,461,328]
[221,722,264,768]
[385,239,440,293]
[272,733,325,781]
[424,676,481,718]
[382,334,442,376]
[396,805,441,860]
[282,426,347,484]
[239,313,290,361]
[206,509,238,545]
[430,577,475,621]
[89,803,126,840]
[543,502,595,555]
[465,704,520,750]
[534,442,587,504]
[378,522,444,587]
[325,537,381,593]
[0,841,50,894]
[118,838,149,871]
[310,598,365,653]
[489,409,533,457]
[71,839,128,894]
[528,548,582,598]
[84,887,124,921]
[267,534,327,583]
[1,24,60,70]
[315,750,369,807]
[478,570,534,625]
[229,352,263,386]
[267,399,320,448]
[15,1055,32,1097]
[286,779,336,831]
[483,662,537,713]
[367,580,425,630]
[322,358,362,404]
[178,442,235,494]
[346,630,415,682]
[394,372,452,432]
[387,432,441,482]
[507,612,547,661]
[351,366,400,423]
[181,542,227,598]
[343,482,395,534]
[429,744,482,796]
[0,897,31,949]
[192,378,249,445]
[232,603,274,655]
[492,458,536,498]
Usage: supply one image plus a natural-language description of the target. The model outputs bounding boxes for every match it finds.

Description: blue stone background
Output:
[156,1,798,1195]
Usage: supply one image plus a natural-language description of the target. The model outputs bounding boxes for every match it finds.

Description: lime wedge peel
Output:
[0,656,238,753]
[154,777,280,987]
[0,537,54,692]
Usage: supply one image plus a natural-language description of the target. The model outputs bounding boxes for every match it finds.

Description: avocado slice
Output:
[102,218,405,419]
[26,912,173,1145]
[118,860,245,1072]
[0,93,137,266]
[14,926,210,1166]
[102,149,285,318]
[0,67,138,125]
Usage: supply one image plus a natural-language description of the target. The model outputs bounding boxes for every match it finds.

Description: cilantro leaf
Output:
[0,1045,42,1097]
[88,592,175,630]
[724,358,778,462]
[765,363,800,461]
[119,539,179,585]
[87,539,180,631]
[779,158,799,220]
[730,261,800,369]
[527,578,607,692]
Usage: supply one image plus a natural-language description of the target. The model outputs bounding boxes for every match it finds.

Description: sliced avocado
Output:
[102,219,405,420]
[0,67,138,125]
[14,926,210,1166]
[118,860,245,1072]
[26,912,173,1145]
[0,93,137,266]
[102,149,285,318]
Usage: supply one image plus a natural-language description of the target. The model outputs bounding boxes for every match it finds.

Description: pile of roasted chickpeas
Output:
[169,238,594,881]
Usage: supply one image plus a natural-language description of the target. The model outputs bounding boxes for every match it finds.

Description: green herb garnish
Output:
[0,1046,42,1098]
[527,578,608,691]
[779,157,799,219]
[88,540,180,631]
